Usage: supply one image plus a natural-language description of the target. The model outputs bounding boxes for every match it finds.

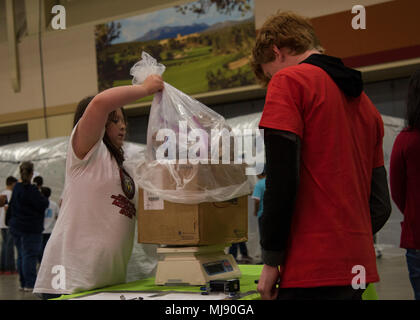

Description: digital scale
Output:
[155,244,242,285]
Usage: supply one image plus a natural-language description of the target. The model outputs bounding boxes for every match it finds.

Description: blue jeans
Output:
[406,249,420,300]
[229,242,249,259]
[0,228,16,272]
[10,228,42,289]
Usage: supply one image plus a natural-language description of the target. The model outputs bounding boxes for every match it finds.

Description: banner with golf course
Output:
[95,0,257,99]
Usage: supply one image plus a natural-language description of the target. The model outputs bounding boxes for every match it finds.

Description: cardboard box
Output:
[138,189,248,246]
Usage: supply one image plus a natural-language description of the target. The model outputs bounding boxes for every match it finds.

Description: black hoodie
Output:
[300,54,364,97]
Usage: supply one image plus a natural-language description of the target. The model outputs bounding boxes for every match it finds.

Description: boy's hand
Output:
[257,264,281,300]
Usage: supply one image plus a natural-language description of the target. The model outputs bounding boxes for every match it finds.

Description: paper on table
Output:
[151,292,227,300]
[71,291,228,300]
[71,292,156,300]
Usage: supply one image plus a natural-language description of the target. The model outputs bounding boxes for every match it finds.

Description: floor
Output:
[0,246,414,300]
[374,246,414,300]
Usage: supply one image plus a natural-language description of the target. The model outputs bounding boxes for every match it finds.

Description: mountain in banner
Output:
[135,23,209,41]
[135,18,254,42]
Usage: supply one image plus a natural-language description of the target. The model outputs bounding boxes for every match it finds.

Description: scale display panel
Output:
[203,260,234,276]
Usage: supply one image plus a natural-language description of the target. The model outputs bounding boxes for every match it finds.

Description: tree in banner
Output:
[95,22,121,91]
[175,0,252,16]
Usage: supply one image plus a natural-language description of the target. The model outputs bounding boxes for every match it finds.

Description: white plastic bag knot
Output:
[130,51,166,85]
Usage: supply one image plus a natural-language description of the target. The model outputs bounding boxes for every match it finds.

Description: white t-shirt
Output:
[34,125,137,295]
[42,200,59,234]
[0,189,12,229]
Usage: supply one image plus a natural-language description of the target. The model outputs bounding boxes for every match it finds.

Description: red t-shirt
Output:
[259,63,384,288]
[390,129,420,249]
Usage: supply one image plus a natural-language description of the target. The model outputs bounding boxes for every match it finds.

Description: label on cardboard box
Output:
[143,190,164,210]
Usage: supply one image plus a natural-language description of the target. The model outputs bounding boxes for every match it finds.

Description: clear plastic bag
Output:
[130,52,250,204]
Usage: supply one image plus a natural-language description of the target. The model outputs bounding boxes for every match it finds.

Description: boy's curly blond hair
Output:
[251,11,324,86]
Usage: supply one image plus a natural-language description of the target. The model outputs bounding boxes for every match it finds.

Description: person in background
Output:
[0,195,7,207]
[390,69,420,300]
[33,74,163,299]
[8,162,49,291]
[251,11,391,300]
[229,242,253,264]
[374,234,382,259]
[252,169,266,263]
[33,176,43,191]
[38,187,59,263]
[0,176,18,275]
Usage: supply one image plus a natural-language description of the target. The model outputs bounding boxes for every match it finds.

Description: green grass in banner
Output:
[113,47,240,103]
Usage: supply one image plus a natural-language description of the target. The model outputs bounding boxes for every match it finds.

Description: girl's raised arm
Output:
[73,74,163,159]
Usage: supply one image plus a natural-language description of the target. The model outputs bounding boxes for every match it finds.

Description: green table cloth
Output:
[54,264,377,300]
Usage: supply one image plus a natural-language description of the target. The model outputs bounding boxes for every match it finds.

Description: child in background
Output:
[33,176,43,191]
[252,169,266,263]
[0,176,18,275]
[38,187,59,263]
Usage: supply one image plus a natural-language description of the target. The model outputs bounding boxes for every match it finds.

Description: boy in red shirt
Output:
[251,11,391,300]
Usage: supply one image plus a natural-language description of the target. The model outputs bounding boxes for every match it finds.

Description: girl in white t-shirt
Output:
[34,74,163,299]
